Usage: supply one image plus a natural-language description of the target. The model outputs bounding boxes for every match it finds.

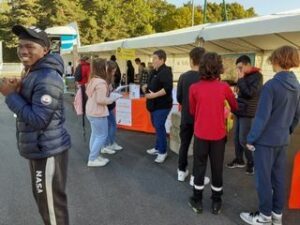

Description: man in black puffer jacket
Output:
[0,25,71,225]
[226,55,263,175]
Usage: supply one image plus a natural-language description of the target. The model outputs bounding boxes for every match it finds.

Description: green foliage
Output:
[0,0,257,61]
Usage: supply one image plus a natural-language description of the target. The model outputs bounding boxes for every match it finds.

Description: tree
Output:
[0,0,41,48]
[37,0,84,29]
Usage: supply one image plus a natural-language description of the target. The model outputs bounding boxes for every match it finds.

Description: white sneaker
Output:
[146,148,159,155]
[101,147,116,154]
[154,153,167,163]
[272,211,282,225]
[87,157,109,167]
[240,211,272,225]
[177,169,189,182]
[109,142,123,151]
[189,175,210,186]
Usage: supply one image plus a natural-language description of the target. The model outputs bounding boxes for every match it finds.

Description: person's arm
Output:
[247,83,273,144]
[189,85,196,116]
[176,75,183,104]
[146,68,172,99]
[94,83,113,105]
[237,74,262,98]
[5,73,63,130]
[225,84,238,112]
[290,97,300,134]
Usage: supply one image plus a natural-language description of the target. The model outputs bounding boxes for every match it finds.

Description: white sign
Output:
[129,84,140,99]
[116,98,132,126]
[165,104,179,133]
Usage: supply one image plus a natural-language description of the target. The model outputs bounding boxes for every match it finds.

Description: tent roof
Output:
[78,9,300,55]
[45,26,77,36]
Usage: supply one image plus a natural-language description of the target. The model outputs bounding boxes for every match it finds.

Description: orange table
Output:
[117,97,155,133]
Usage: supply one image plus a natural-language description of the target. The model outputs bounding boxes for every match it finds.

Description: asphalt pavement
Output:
[0,94,299,225]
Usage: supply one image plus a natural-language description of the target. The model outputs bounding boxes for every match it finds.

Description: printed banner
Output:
[116,98,132,126]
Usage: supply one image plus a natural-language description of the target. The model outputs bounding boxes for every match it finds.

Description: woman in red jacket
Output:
[188,52,237,214]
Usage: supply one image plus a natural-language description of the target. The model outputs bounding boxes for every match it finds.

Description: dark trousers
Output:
[150,108,171,154]
[193,136,226,200]
[234,116,253,165]
[178,123,194,171]
[254,145,286,216]
[80,85,87,114]
[29,150,69,225]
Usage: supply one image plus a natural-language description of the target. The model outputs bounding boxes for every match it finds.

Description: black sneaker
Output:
[226,158,246,168]
[188,197,203,214]
[212,200,222,215]
[245,164,254,175]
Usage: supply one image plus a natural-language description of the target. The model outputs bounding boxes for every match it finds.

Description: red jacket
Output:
[189,80,238,140]
[79,61,90,85]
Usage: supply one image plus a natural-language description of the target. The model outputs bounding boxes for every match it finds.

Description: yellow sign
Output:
[116,47,136,60]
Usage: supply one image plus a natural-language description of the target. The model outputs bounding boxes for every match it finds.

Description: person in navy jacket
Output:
[0,25,71,225]
[240,45,300,225]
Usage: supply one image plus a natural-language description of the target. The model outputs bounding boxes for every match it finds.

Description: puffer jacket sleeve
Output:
[5,70,63,130]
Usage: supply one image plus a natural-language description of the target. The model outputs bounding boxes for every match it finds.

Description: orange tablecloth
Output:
[117,98,155,133]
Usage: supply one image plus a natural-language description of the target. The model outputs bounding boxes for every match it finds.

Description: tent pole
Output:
[203,0,207,24]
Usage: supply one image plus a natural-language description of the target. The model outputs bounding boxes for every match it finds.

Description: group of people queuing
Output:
[175,45,300,225]
[0,24,299,225]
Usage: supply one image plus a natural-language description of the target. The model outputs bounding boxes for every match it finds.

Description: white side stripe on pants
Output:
[45,156,57,225]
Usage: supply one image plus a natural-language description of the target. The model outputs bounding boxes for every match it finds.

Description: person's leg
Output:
[271,146,287,215]
[193,137,209,189]
[189,136,209,213]
[87,116,108,161]
[152,109,170,154]
[106,110,115,146]
[254,145,274,217]
[235,116,244,162]
[209,137,226,214]
[150,112,158,150]
[29,151,69,225]
[178,123,194,172]
[227,116,245,168]
[239,117,254,171]
[240,145,273,224]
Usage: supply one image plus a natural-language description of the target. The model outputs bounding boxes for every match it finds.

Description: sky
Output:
[166,0,300,15]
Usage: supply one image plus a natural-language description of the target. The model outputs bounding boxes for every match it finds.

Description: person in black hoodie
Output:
[0,25,70,225]
[227,55,263,174]
[144,49,173,163]
[240,46,300,225]
[176,47,210,186]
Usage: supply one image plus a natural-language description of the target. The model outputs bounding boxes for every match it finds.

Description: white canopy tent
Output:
[73,9,300,80]
[78,9,300,55]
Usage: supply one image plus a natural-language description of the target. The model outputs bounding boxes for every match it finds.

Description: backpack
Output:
[73,87,83,115]
[74,64,82,82]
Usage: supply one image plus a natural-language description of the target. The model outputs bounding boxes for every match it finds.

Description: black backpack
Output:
[74,64,82,82]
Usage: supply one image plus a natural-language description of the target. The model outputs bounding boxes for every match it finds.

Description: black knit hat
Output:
[12,25,50,48]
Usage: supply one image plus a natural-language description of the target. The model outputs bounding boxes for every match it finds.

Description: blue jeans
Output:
[150,108,171,154]
[87,116,108,161]
[105,110,117,146]
[234,116,253,164]
[254,144,286,216]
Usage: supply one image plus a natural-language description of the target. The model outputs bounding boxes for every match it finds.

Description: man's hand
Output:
[246,144,256,152]
[0,77,20,96]
[145,90,156,99]
[237,68,245,79]
[141,84,147,94]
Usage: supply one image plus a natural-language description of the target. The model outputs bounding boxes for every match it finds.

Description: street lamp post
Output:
[192,0,195,26]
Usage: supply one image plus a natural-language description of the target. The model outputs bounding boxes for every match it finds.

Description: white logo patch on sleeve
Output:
[41,95,52,105]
